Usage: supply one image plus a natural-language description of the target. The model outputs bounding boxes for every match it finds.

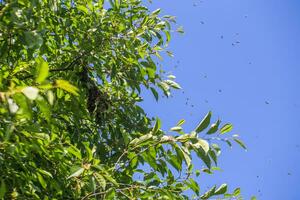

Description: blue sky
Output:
[141,0,300,199]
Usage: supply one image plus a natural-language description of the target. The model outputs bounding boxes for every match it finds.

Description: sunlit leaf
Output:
[170,126,182,132]
[55,80,79,95]
[36,57,49,84]
[22,87,39,100]
[195,111,211,133]
[215,184,227,195]
[67,168,85,179]
[220,123,233,134]
[233,138,247,150]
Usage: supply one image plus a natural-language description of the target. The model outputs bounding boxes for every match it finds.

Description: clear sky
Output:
[140,0,300,199]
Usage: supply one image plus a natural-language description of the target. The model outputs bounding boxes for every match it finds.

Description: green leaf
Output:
[129,133,153,147]
[194,139,210,154]
[233,138,247,150]
[77,5,88,13]
[36,57,49,83]
[150,87,159,101]
[176,119,185,126]
[170,126,182,132]
[220,123,233,134]
[209,150,218,165]
[158,81,170,96]
[176,134,190,142]
[225,139,232,147]
[37,173,47,189]
[214,184,227,195]
[7,98,19,113]
[105,188,116,200]
[37,169,53,178]
[94,173,106,190]
[168,154,182,171]
[22,87,39,100]
[179,146,191,167]
[55,80,79,96]
[67,146,82,159]
[195,111,212,133]
[0,180,6,199]
[251,196,257,200]
[194,146,211,168]
[176,26,184,34]
[152,118,161,134]
[152,8,161,16]
[164,80,181,89]
[187,179,200,195]
[67,167,85,179]
[207,119,221,134]
[36,96,51,121]
[233,188,241,196]
[102,173,119,187]
[201,185,216,199]
[47,90,55,105]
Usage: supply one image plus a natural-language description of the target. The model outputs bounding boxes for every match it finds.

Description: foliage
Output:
[0,0,246,199]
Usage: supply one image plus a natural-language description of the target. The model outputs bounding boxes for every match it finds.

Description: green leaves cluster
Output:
[0,0,246,199]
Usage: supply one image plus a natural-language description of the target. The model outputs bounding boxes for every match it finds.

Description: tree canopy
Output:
[0,0,247,199]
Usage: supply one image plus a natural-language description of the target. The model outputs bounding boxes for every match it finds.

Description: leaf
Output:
[214,184,227,195]
[207,119,220,134]
[178,146,191,167]
[187,179,200,195]
[37,169,53,178]
[67,167,85,179]
[201,185,216,199]
[251,196,257,200]
[105,188,115,200]
[158,81,170,96]
[195,139,210,154]
[195,111,212,133]
[233,188,241,196]
[176,119,185,126]
[94,173,106,190]
[170,126,182,132]
[0,180,6,199]
[129,133,153,147]
[37,173,47,189]
[168,154,182,171]
[22,87,39,100]
[36,96,50,121]
[33,133,50,141]
[152,118,161,134]
[150,87,159,101]
[194,146,211,168]
[164,80,181,89]
[225,139,232,147]
[176,134,190,142]
[151,8,161,16]
[67,146,82,159]
[55,80,79,96]
[220,124,233,134]
[47,90,55,105]
[77,5,88,13]
[36,57,49,83]
[176,26,184,34]
[233,138,247,150]
[7,98,19,113]
[209,150,218,165]
[102,173,119,187]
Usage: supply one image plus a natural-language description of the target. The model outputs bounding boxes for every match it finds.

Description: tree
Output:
[0,0,246,199]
